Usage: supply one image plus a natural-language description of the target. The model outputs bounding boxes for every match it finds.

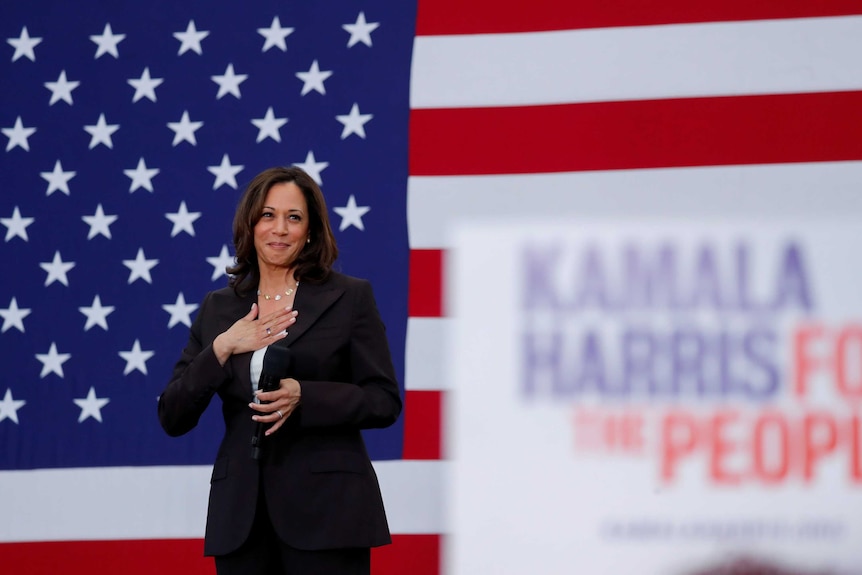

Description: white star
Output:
[1,206,34,242]
[251,107,288,143]
[211,63,248,99]
[7,26,42,62]
[293,151,329,186]
[123,157,159,193]
[258,16,294,52]
[0,297,31,333]
[82,203,118,240]
[206,245,235,281]
[119,339,155,375]
[3,116,36,151]
[333,195,371,231]
[40,251,75,286]
[296,60,332,96]
[174,20,209,56]
[207,154,244,190]
[40,160,76,196]
[36,342,71,378]
[165,201,201,237]
[123,247,158,284]
[44,70,80,105]
[0,389,26,424]
[90,23,125,59]
[163,292,199,328]
[74,387,109,423]
[343,12,380,48]
[83,113,119,149]
[79,294,115,331]
[127,67,164,103]
[167,110,204,146]
[336,103,373,139]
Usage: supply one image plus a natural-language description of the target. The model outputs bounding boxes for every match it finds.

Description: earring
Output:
[306,237,311,244]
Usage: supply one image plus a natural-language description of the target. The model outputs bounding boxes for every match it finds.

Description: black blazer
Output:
[158,272,402,556]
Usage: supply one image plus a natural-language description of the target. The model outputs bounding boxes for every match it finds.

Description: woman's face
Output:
[253,181,310,271]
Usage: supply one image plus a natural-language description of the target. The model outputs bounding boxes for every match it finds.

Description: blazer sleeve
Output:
[158,291,233,437]
[298,279,402,429]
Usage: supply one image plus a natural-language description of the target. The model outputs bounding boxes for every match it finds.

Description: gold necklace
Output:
[257,281,299,301]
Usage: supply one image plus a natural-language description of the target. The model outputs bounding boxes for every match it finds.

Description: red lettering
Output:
[794,324,825,398]
[851,414,862,481]
[836,327,862,399]
[573,409,604,450]
[753,412,790,483]
[803,413,838,482]
[619,412,645,452]
[709,410,741,484]
[661,411,699,482]
[659,410,860,486]
[573,409,645,454]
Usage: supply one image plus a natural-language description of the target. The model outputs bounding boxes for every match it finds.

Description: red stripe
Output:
[374,534,441,575]
[409,249,443,317]
[417,0,862,35]
[0,539,215,574]
[0,535,440,574]
[402,390,442,460]
[410,91,862,176]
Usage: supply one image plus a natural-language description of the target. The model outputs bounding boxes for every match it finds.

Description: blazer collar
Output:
[279,277,345,347]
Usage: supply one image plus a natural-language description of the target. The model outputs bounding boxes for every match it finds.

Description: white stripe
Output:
[406,317,449,390]
[0,461,445,542]
[410,16,862,109]
[408,161,862,248]
[376,460,446,534]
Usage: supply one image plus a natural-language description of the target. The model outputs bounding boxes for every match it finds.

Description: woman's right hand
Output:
[212,303,297,365]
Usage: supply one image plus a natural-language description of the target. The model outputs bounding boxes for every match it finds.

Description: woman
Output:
[158,166,402,574]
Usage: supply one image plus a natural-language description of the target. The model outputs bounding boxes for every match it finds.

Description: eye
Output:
[260,211,274,218]
[289,214,302,221]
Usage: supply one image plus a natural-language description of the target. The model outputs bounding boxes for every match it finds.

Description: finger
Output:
[261,306,295,322]
[250,409,281,421]
[254,389,279,404]
[266,409,288,435]
[262,310,298,330]
[265,419,284,436]
[278,310,299,327]
[244,302,259,321]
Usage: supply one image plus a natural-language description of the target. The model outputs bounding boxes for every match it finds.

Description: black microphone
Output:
[251,345,292,460]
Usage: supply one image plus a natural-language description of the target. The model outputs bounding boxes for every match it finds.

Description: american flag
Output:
[2,1,861,574]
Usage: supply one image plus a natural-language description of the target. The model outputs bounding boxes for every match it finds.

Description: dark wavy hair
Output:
[227,166,338,295]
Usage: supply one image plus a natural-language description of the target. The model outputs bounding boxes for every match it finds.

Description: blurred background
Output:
[1,1,860,574]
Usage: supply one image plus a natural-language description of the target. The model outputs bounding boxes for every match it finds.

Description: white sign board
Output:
[446,220,862,574]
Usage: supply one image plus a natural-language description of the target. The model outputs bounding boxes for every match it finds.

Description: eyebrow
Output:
[262,205,305,213]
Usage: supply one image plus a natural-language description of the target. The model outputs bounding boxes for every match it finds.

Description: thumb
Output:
[245,302,259,320]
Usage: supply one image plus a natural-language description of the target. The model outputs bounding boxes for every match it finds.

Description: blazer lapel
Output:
[278,278,345,348]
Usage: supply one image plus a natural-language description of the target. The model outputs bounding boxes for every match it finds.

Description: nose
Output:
[273,217,288,234]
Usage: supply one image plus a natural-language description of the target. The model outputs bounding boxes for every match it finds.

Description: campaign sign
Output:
[445,221,862,575]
